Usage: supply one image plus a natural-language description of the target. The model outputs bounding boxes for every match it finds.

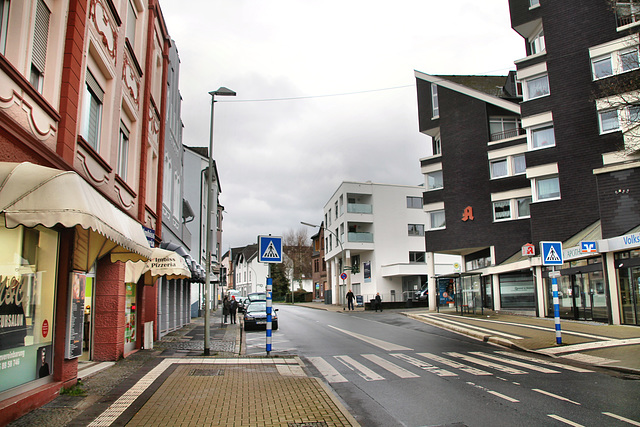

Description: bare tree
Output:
[282,228,312,297]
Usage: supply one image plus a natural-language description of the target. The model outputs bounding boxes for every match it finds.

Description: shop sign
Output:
[598,231,640,252]
[522,243,535,256]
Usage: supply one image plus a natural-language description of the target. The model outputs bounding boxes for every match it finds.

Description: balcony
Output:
[490,127,526,142]
[616,2,640,27]
[347,203,372,214]
[348,232,373,243]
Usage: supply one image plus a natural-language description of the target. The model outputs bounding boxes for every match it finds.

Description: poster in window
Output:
[364,262,371,283]
[65,272,86,359]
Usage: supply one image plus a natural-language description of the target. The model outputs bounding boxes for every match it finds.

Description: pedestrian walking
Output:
[229,296,238,324]
[223,295,230,323]
[374,292,382,312]
[346,289,355,310]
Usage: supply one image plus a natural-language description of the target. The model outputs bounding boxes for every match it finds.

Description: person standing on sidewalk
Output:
[374,293,382,312]
[229,296,238,324]
[223,295,230,323]
[346,289,355,310]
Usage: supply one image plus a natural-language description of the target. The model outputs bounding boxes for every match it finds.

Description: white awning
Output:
[125,248,191,285]
[0,162,153,269]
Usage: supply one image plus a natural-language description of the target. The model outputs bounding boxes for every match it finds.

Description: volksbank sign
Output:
[597,231,640,252]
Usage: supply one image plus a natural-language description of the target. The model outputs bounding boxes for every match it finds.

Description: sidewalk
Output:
[298,301,640,374]
[8,315,359,427]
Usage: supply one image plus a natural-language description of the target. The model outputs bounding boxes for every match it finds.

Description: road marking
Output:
[466,381,519,403]
[390,353,457,377]
[602,412,640,426]
[328,325,413,351]
[532,388,581,405]
[495,351,594,373]
[362,354,419,378]
[547,414,584,426]
[445,352,527,375]
[559,353,620,365]
[417,352,492,376]
[335,355,385,381]
[538,337,640,355]
[308,356,348,383]
[469,352,560,373]
[431,313,615,341]
[425,315,523,340]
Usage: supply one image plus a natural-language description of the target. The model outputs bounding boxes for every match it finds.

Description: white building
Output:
[323,181,460,306]
[234,245,269,296]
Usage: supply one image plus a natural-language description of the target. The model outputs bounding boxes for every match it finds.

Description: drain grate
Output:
[288,423,328,427]
[188,368,224,377]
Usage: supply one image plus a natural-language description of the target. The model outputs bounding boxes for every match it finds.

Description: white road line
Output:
[328,325,413,351]
[425,316,523,340]
[538,338,640,355]
[362,354,419,378]
[335,355,385,381]
[495,351,594,373]
[308,356,348,383]
[559,354,619,365]
[430,313,614,341]
[469,352,560,374]
[532,388,581,405]
[417,353,492,376]
[487,390,520,403]
[390,353,457,377]
[445,352,527,375]
[602,412,640,426]
[547,414,585,426]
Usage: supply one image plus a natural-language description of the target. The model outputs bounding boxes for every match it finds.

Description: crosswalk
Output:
[308,350,593,384]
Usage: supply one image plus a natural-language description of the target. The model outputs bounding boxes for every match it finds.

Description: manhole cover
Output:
[188,369,224,377]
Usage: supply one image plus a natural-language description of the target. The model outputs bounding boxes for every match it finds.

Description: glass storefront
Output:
[499,272,535,309]
[124,282,137,353]
[544,256,607,321]
[616,250,640,326]
[0,224,58,393]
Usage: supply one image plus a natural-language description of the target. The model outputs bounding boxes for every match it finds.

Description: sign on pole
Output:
[540,241,563,266]
[266,276,273,355]
[541,241,563,345]
[258,235,282,263]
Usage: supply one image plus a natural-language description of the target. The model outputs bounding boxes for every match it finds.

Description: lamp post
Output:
[204,87,236,356]
[301,221,347,305]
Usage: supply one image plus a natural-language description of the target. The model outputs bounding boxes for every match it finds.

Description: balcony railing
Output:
[616,2,640,27]
[348,232,373,243]
[347,203,372,214]
[490,127,526,142]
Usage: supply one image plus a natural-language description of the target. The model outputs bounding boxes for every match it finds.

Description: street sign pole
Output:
[542,241,563,346]
[550,269,562,345]
[266,265,272,356]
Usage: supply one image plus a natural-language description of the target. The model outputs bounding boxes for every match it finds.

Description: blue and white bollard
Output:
[266,278,272,355]
[551,275,562,345]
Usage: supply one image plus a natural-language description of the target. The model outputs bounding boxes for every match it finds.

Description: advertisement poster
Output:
[65,272,86,359]
[364,262,371,283]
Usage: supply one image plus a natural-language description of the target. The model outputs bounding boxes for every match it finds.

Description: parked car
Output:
[243,292,266,311]
[243,301,278,330]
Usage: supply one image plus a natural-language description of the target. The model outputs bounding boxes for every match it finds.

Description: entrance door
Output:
[619,266,640,326]
[572,274,592,321]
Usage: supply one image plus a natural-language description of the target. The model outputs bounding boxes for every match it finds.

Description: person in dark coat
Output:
[222,296,230,323]
[229,296,238,324]
[346,289,355,311]
[374,293,382,312]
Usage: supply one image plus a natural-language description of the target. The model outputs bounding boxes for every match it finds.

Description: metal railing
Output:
[490,127,526,142]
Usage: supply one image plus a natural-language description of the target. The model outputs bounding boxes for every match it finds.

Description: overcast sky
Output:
[159,1,525,251]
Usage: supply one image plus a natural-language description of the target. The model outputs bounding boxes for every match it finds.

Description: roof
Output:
[437,75,511,98]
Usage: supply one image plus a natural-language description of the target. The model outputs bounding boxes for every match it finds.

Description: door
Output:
[619,266,640,326]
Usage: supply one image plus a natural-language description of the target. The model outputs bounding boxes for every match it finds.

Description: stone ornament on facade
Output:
[89,0,118,60]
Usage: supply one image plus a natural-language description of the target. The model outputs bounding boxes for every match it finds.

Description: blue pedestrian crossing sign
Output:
[540,241,563,266]
[258,235,283,263]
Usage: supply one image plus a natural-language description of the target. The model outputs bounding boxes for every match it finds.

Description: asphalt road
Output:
[244,304,640,427]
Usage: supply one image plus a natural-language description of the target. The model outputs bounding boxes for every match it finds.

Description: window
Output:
[30,0,50,93]
[489,117,522,141]
[172,172,180,219]
[335,201,338,219]
[426,170,443,190]
[0,0,9,55]
[490,155,526,179]
[534,176,560,201]
[621,49,640,72]
[408,224,425,236]
[492,197,531,221]
[599,110,620,133]
[429,210,446,230]
[616,1,640,27]
[592,48,639,80]
[628,104,640,123]
[592,56,613,79]
[530,0,540,7]
[431,83,439,118]
[126,0,137,45]
[432,135,441,155]
[530,125,556,149]
[117,123,129,180]
[81,71,104,151]
[409,252,426,263]
[529,29,545,55]
[406,196,422,209]
[524,75,550,100]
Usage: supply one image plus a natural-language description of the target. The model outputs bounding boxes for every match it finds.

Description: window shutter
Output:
[86,70,104,102]
[32,0,50,74]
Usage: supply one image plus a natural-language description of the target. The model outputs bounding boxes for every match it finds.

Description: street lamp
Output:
[204,87,236,356]
[301,221,348,305]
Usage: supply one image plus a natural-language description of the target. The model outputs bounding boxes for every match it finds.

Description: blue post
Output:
[266,276,272,355]
[552,276,562,345]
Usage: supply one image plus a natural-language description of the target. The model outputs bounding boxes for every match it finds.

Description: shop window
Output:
[0,225,59,393]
